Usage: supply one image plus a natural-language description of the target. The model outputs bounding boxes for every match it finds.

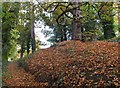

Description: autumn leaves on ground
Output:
[3,40,120,87]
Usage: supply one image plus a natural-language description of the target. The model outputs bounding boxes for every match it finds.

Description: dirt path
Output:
[3,62,48,87]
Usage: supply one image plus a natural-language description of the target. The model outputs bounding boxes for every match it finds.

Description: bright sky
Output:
[35,26,52,49]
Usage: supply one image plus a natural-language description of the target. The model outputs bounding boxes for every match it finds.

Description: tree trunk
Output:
[118,4,120,32]
[102,20,116,39]
[60,28,64,42]
[31,4,36,53]
[20,31,24,58]
[72,2,81,40]
[63,28,67,41]
[102,3,116,39]
[27,33,31,55]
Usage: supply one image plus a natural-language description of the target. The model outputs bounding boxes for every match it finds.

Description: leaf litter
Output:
[3,40,120,87]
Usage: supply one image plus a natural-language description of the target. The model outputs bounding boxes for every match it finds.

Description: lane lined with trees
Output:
[2,2,119,62]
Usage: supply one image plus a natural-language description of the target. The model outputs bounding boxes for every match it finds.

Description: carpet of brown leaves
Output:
[3,40,120,87]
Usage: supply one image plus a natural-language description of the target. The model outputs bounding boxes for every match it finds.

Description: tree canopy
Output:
[2,1,120,62]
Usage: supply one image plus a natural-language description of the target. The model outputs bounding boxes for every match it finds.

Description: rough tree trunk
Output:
[118,4,120,32]
[102,3,115,39]
[72,2,81,40]
[102,19,116,39]
[31,4,36,53]
[63,28,67,41]
[27,33,31,55]
[20,31,24,58]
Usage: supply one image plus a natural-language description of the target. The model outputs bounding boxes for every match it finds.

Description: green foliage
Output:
[2,2,119,63]
[107,36,120,42]
[2,3,19,62]
[2,2,23,62]
[40,2,118,42]
[81,30,100,42]
[2,2,42,62]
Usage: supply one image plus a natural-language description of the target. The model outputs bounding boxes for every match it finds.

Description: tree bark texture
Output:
[72,2,81,40]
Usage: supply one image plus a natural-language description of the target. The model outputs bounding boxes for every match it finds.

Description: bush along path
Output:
[3,40,120,87]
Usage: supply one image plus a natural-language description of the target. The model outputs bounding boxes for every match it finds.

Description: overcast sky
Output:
[35,25,52,49]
